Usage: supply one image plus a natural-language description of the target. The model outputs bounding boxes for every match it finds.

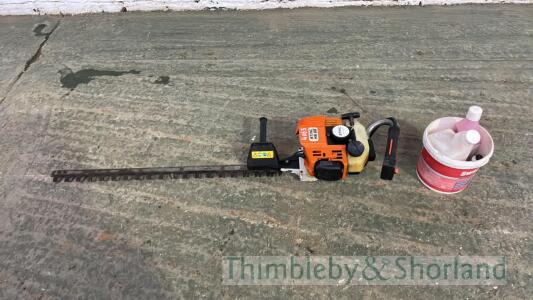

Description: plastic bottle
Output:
[455,106,483,132]
[428,129,455,154]
[429,129,481,161]
[448,130,481,161]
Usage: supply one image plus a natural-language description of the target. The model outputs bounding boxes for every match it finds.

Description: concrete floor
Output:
[0,5,532,299]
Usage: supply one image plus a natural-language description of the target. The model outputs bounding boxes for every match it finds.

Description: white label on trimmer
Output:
[308,127,319,141]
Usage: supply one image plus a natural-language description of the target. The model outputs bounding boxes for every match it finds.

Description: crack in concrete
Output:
[0,20,60,106]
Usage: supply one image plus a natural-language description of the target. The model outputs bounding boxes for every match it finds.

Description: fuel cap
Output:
[347,140,365,157]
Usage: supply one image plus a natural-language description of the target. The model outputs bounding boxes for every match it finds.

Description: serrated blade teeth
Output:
[51,165,282,183]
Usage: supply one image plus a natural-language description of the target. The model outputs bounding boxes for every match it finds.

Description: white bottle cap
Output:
[465,130,481,145]
[466,105,483,121]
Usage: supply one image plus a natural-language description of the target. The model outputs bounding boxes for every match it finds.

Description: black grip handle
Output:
[380,117,400,180]
[259,117,268,143]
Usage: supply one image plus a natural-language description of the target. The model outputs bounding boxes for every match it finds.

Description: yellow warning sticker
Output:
[251,151,274,159]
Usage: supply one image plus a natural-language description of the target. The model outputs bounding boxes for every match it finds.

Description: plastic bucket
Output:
[416,117,494,194]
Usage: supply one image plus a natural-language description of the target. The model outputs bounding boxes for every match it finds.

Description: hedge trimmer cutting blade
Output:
[51,165,282,183]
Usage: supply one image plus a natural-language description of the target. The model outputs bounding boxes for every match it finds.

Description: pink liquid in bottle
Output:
[455,106,482,132]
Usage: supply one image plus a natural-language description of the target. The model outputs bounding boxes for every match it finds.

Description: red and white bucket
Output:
[416,117,494,194]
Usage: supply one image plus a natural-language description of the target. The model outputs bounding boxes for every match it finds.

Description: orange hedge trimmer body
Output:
[52,112,399,183]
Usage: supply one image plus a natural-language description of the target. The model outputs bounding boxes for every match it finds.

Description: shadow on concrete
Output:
[396,119,423,180]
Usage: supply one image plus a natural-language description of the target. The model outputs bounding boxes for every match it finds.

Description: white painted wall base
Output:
[0,0,531,15]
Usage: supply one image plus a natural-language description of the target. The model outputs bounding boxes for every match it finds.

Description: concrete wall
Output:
[1,0,531,15]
